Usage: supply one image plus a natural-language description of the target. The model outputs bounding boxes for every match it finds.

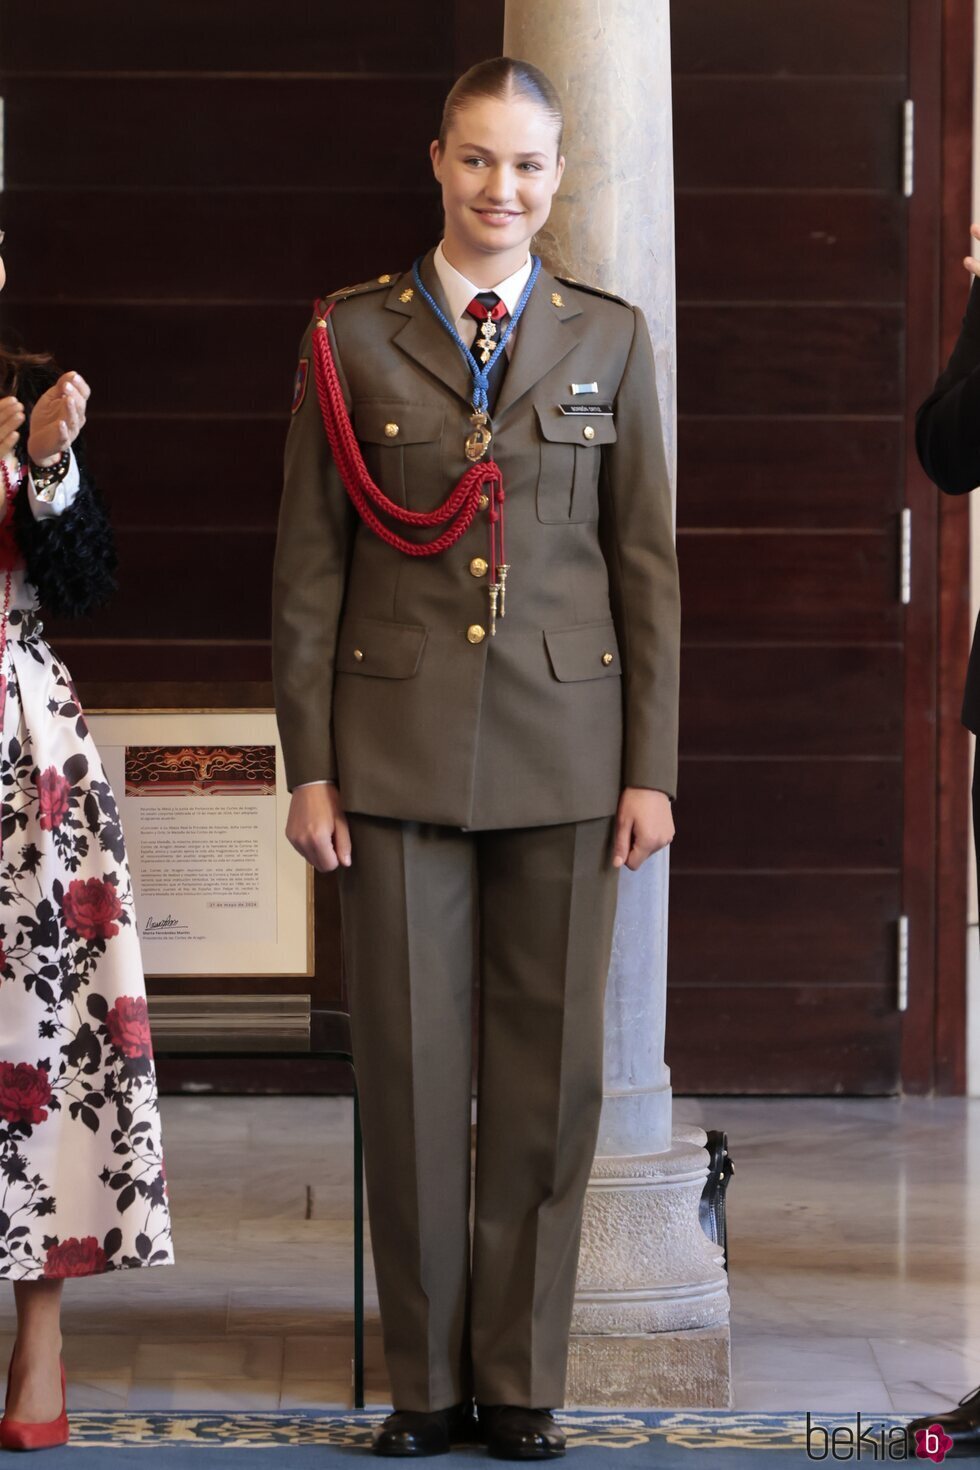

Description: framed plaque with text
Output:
[86,708,313,980]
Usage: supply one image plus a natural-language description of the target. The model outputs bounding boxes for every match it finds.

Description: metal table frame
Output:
[155,1008,364,1407]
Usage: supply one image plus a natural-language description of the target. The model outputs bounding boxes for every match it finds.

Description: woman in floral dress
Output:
[0,234,172,1446]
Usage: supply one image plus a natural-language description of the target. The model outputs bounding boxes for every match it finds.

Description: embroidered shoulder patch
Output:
[291,357,310,415]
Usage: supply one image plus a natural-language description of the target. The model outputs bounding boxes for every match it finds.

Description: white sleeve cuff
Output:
[294,779,335,787]
[28,450,81,519]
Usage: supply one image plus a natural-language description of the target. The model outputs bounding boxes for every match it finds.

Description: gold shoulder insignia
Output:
[554,275,631,309]
[324,275,401,302]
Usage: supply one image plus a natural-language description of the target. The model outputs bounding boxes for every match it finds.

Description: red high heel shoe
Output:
[0,1355,70,1450]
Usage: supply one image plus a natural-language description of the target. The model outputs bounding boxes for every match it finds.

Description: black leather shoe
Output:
[372,1403,476,1457]
[906,1385,980,1460]
[477,1405,566,1460]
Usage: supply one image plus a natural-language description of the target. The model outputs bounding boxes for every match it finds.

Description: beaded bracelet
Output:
[28,449,71,494]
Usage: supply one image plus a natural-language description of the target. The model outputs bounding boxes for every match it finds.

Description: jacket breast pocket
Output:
[335,616,428,678]
[534,404,617,524]
[352,401,446,511]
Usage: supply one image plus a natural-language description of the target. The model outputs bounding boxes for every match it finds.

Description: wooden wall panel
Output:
[680,648,904,758]
[673,79,907,190]
[3,79,444,190]
[678,420,902,530]
[678,306,904,416]
[0,0,457,72]
[666,987,901,1094]
[676,194,904,303]
[81,423,285,529]
[675,760,903,870]
[671,0,905,75]
[669,875,899,990]
[8,305,302,414]
[5,191,439,303]
[677,531,900,642]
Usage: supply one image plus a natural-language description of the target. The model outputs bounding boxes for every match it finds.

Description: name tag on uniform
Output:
[558,402,614,416]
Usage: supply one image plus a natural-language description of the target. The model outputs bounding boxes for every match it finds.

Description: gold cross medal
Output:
[465,410,492,463]
[477,319,498,365]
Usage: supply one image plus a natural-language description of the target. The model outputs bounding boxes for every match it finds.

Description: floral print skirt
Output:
[0,611,173,1279]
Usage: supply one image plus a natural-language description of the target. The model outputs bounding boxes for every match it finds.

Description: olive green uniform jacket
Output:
[272,248,680,829]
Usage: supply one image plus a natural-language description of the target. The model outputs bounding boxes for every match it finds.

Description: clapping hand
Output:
[0,397,25,459]
[27,372,90,468]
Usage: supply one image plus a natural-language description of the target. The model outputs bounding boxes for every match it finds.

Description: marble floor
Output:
[2,1094,978,1415]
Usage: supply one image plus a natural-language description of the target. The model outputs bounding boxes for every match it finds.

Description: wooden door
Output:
[666,0,941,1092]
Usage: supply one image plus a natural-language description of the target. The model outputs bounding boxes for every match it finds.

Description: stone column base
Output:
[567,1127,732,1407]
[566,1325,732,1408]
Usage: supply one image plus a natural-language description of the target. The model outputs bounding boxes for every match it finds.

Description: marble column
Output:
[502,0,731,1407]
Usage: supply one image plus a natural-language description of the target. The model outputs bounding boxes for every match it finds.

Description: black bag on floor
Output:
[699,1129,734,1270]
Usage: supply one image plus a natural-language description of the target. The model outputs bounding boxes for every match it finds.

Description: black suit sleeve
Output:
[12,363,117,618]
[916,277,980,495]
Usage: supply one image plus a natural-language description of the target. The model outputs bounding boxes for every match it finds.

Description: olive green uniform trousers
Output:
[338,811,620,1411]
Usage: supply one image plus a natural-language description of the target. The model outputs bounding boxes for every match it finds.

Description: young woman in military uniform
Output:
[273,58,679,1460]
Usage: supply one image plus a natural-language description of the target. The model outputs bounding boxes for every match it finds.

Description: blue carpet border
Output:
[61,1408,912,1450]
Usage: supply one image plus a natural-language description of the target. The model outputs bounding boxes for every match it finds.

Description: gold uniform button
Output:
[466,624,486,645]
[601,651,614,666]
[354,648,364,661]
[583,424,596,440]
[478,493,490,511]
[469,557,488,578]
[384,422,399,438]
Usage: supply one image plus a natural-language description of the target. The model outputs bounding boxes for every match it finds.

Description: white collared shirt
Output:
[432,240,533,357]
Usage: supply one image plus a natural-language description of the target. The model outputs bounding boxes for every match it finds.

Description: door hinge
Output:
[902,99,914,198]
[900,508,911,604]
[897,914,909,1012]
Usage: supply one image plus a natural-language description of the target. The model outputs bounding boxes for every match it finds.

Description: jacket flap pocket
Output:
[535,403,618,446]
[336,618,428,678]
[544,622,621,682]
[354,402,445,445]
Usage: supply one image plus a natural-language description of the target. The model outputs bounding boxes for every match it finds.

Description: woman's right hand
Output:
[285,782,352,872]
[0,396,25,458]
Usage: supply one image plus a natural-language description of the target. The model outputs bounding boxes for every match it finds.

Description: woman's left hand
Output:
[27,372,91,467]
[612,787,675,870]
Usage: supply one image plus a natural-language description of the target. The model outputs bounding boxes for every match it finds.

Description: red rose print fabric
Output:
[0,608,173,1278]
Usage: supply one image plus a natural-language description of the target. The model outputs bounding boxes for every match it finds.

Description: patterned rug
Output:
[20,1409,919,1465]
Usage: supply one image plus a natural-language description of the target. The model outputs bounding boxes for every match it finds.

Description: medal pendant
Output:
[465,411,492,463]
[478,320,497,366]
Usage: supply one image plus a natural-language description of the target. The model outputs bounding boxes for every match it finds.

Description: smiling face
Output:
[430,91,565,284]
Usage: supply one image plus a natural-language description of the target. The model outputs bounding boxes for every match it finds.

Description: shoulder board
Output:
[324,273,402,303]
[554,275,631,309]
